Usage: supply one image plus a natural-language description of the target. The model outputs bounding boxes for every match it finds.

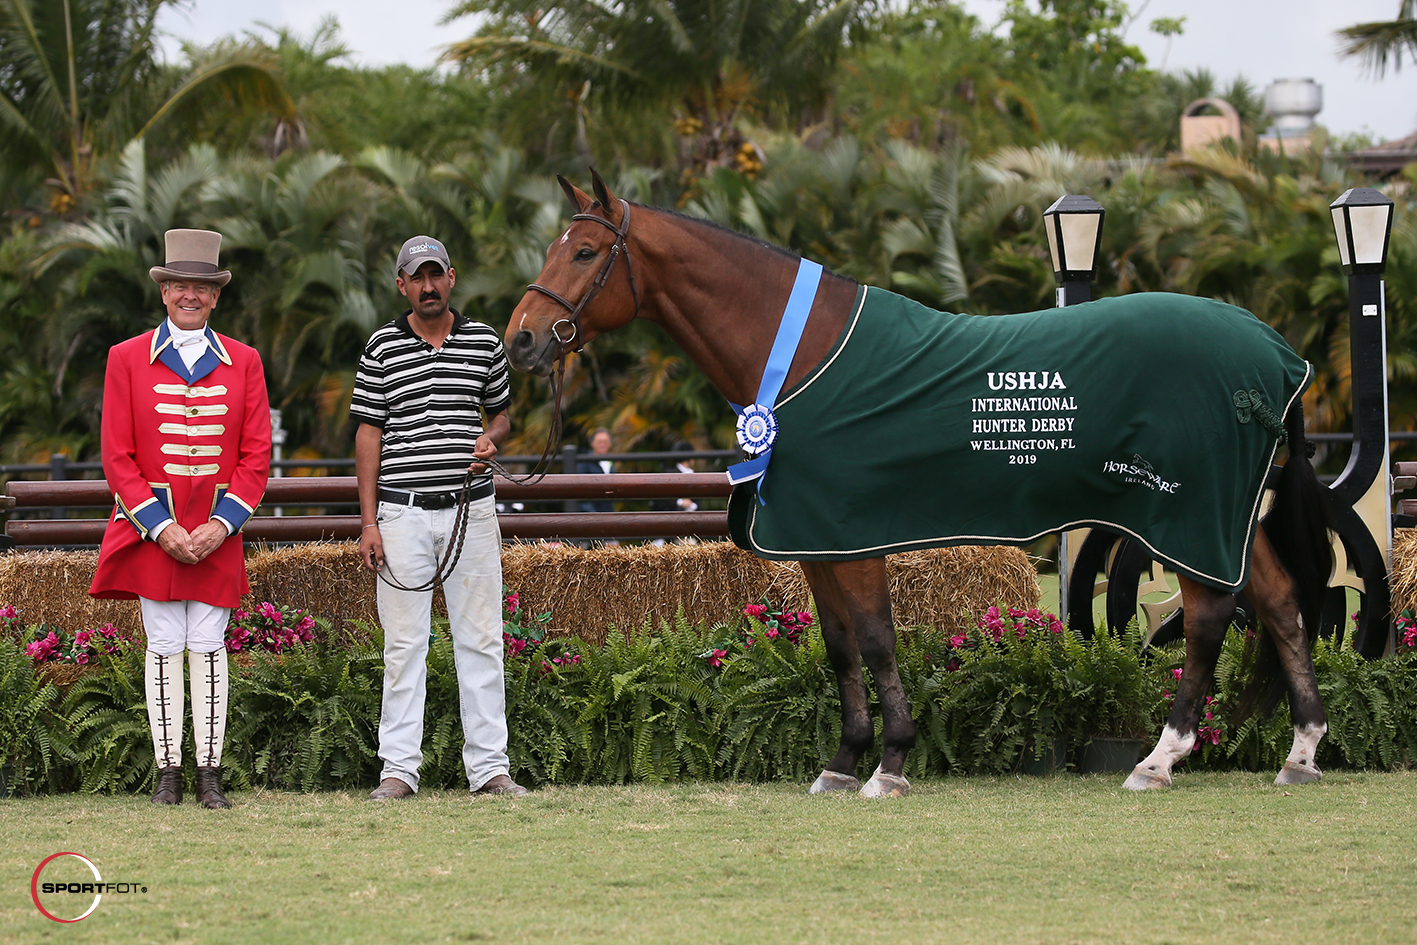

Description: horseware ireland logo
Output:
[1103,453,1181,494]
[30,852,149,922]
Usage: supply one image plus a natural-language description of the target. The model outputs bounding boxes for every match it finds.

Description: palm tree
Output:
[441,0,880,173]
[1338,1,1417,77]
[0,0,296,211]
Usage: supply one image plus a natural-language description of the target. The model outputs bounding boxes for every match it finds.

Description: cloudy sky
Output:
[156,0,1417,142]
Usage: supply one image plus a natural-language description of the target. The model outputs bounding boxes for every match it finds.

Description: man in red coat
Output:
[90,229,270,809]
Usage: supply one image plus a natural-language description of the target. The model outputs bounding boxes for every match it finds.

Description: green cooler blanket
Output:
[728,287,1311,591]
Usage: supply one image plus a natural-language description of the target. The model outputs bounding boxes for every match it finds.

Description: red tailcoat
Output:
[89,322,270,607]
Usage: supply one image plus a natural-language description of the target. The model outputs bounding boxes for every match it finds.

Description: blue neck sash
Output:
[727,258,823,489]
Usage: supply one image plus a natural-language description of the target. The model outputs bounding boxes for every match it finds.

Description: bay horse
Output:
[506,170,1333,796]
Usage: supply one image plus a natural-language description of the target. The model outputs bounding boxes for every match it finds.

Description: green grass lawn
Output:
[5,772,1416,945]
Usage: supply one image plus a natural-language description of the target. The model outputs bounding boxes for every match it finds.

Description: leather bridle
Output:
[496,198,639,487]
[525,198,640,352]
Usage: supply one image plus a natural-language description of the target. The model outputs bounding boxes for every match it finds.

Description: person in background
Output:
[576,427,615,513]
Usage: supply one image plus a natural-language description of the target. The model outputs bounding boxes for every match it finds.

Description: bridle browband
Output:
[525,198,640,351]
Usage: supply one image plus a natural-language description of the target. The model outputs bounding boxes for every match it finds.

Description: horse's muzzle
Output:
[507,329,560,377]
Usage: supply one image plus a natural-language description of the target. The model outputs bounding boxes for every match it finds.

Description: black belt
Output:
[378,481,493,510]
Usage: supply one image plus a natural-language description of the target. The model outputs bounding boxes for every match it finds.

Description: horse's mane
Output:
[590,200,808,266]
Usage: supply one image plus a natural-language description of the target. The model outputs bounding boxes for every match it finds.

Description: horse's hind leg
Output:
[801,562,871,794]
[1246,528,1327,785]
[1124,577,1235,790]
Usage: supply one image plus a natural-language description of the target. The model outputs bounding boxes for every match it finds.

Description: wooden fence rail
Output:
[3,474,735,545]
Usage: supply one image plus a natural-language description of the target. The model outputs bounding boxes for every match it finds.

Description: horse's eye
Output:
[574,247,597,261]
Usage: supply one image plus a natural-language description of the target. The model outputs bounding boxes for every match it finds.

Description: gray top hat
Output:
[148,229,232,287]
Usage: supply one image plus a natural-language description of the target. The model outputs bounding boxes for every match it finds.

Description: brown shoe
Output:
[368,777,415,800]
[473,774,530,797]
[195,767,231,809]
[151,765,183,805]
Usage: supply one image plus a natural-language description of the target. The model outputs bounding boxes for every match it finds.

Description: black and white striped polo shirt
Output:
[350,311,511,492]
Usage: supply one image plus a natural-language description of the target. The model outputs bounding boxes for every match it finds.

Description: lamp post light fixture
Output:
[1046,195,1105,629]
[1043,194,1105,307]
[1327,186,1396,657]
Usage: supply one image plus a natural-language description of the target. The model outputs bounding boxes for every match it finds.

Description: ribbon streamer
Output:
[726,259,824,492]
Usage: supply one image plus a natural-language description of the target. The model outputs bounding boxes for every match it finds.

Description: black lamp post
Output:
[1043,194,1105,307]
[1327,186,1396,657]
[1047,194,1105,627]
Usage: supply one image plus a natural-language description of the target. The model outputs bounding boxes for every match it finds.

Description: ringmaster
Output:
[90,229,271,809]
[353,235,528,799]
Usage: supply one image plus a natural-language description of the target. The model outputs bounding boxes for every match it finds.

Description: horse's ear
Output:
[589,167,616,211]
[558,175,592,213]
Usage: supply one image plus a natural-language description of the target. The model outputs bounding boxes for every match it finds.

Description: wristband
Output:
[362,523,379,531]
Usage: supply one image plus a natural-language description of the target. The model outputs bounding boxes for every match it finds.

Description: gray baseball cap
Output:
[395,235,452,279]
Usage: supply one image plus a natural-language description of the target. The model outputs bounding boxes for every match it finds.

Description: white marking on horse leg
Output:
[1122,725,1195,791]
[1275,722,1326,785]
[808,770,861,794]
[859,765,910,799]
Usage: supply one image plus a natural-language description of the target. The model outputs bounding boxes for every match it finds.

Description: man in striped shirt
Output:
[352,235,528,799]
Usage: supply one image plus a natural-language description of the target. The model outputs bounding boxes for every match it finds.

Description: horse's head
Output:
[507,170,640,376]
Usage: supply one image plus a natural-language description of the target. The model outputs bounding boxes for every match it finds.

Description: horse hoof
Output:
[808,771,861,794]
[1122,765,1171,791]
[1275,761,1322,786]
[859,767,910,799]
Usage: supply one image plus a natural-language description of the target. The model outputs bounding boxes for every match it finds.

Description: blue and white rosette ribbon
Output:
[726,259,823,494]
[736,403,778,454]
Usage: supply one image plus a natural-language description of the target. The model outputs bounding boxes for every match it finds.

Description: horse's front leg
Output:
[818,559,914,798]
[801,562,871,794]
[1124,577,1235,790]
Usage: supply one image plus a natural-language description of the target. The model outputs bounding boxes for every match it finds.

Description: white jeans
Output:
[140,597,230,656]
[375,494,508,791]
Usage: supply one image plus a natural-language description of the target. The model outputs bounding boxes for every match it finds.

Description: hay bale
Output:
[0,540,1040,645]
[0,549,140,637]
[501,541,1039,645]
[245,542,382,635]
[1392,529,1417,618]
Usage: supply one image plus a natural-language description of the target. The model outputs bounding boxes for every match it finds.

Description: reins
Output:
[376,199,638,590]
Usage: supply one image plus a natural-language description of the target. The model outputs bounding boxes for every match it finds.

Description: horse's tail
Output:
[1238,400,1332,720]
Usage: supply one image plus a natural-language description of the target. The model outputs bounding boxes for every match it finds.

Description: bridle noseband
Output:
[525,198,641,351]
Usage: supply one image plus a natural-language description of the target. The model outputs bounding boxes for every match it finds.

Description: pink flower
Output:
[97,623,118,639]
[708,648,728,668]
[0,604,18,619]
[1172,668,1184,680]
[944,658,961,672]
[504,592,520,616]
[233,608,250,621]
[765,626,781,639]
[75,629,94,649]
[26,631,60,663]
[75,652,91,665]
[744,604,768,619]
[949,633,967,648]
[1048,618,1064,634]
[794,612,813,627]
[257,602,283,626]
